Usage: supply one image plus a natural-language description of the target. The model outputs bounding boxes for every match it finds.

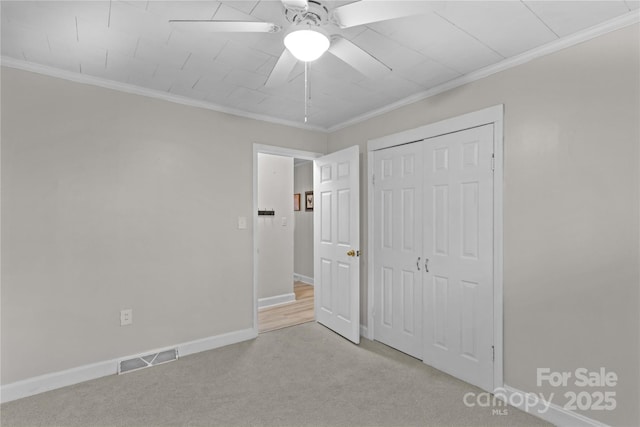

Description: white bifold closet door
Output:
[423,124,494,392]
[373,124,495,392]
[373,142,424,359]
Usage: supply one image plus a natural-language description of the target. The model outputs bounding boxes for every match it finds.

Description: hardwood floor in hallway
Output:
[258,282,314,333]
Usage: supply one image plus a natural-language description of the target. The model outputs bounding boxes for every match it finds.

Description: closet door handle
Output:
[424,258,429,273]
[416,257,421,271]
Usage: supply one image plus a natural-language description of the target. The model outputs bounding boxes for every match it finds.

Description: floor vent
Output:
[118,349,178,374]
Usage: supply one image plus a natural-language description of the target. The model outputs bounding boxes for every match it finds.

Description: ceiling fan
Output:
[169,0,436,88]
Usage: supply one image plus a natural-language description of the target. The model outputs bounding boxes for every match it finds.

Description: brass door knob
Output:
[347,250,356,257]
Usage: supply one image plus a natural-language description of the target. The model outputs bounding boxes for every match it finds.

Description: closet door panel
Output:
[373,142,423,359]
[423,124,494,392]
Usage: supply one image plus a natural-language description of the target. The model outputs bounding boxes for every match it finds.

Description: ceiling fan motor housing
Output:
[285,0,329,27]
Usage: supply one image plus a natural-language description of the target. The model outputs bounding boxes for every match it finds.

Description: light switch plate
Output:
[238,216,247,229]
[281,217,287,226]
[120,309,133,326]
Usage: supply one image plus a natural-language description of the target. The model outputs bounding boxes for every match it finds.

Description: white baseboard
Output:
[178,328,257,357]
[0,358,118,404]
[501,384,609,427]
[360,324,370,339]
[258,292,296,309]
[293,273,314,286]
[0,327,257,404]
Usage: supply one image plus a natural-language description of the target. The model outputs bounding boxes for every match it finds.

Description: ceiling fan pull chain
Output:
[308,62,312,102]
[304,61,309,123]
[308,62,312,115]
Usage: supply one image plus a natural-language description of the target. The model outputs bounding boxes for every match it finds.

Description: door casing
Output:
[366,105,504,392]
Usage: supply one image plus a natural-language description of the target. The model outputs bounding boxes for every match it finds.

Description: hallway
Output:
[258,282,314,333]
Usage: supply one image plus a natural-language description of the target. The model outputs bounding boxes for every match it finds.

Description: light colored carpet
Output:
[1,323,551,426]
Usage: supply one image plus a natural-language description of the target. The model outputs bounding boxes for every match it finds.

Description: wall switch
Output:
[238,216,247,229]
[281,217,287,226]
[120,309,133,326]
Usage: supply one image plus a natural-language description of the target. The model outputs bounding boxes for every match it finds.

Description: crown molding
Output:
[2,9,637,135]
[0,56,328,133]
[327,9,640,133]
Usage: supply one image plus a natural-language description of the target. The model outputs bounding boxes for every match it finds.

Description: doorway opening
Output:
[258,281,314,333]
[253,145,322,333]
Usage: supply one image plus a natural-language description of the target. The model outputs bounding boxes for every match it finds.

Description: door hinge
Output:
[491,153,495,171]
[492,345,495,362]
[372,173,376,186]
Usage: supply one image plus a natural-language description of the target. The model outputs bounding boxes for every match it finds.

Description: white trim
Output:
[366,105,504,392]
[0,57,325,133]
[178,328,257,358]
[328,10,639,133]
[253,144,324,332]
[367,149,376,342]
[492,108,505,391]
[293,273,314,286]
[368,105,504,152]
[360,324,371,340]
[0,328,256,404]
[258,293,296,309]
[253,144,324,160]
[3,11,636,135]
[501,385,609,427]
[1,359,117,404]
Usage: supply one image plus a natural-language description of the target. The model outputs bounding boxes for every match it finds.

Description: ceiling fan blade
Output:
[281,0,308,11]
[328,37,391,79]
[169,20,281,33]
[330,0,435,28]
[265,49,298,88]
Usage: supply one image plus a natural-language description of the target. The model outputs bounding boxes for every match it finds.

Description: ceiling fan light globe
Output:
[284,29,330,62]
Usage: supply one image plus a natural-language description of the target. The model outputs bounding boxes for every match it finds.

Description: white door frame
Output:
[366,105,504,391]
[252,144,324,333]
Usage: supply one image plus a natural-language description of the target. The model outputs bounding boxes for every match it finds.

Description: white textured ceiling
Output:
[1,0,638,129]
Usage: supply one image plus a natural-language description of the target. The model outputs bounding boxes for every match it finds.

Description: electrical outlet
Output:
[120,309,133,326]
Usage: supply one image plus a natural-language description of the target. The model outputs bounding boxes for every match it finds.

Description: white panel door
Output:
[314,146,360,344]
[373,142,423,358]
[423,124,494,392]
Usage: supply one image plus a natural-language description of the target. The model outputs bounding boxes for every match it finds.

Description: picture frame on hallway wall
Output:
[294,193,301,211]
[305,191,314,211]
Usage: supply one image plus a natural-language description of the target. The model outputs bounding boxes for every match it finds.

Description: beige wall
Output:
[256,153,294,300]
[293,161,313,280]
[1,22,639,427]
[327,24,640,426]
[0,67,327,384]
